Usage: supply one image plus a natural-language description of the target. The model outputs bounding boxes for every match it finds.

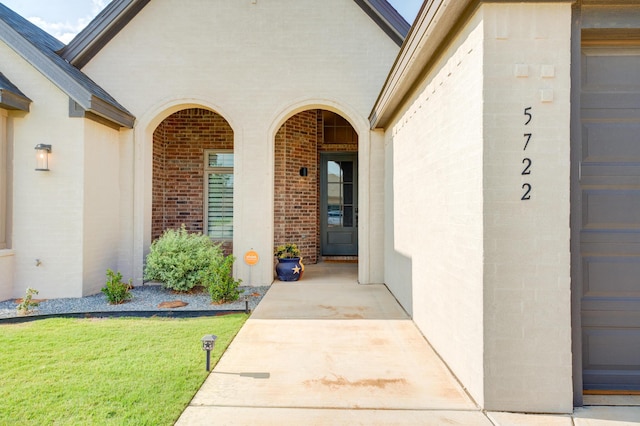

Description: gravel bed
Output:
[0,285,269,320]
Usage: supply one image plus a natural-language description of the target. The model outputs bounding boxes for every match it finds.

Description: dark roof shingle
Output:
[0,3,134,127]
[0,71,31,110]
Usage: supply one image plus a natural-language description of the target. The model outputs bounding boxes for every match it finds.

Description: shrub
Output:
[144,225,223,292]
[16,287,39,315]
[204,255,242,303]
[102,269,133,305]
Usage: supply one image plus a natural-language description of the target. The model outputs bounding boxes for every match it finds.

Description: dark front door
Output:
[321,153,358,256]
[578,46,640,390]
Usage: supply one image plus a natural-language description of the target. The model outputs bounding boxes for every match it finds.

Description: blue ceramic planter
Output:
[275,258,302,281]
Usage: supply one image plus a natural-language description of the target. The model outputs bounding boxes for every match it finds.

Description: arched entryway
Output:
[152,107,234,254]
[274,109,358,264]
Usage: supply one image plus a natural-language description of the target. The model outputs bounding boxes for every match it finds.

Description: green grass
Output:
[0,315,248,425]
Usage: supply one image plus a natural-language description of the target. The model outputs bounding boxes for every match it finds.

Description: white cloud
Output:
[91,0,110,15]
[26,0,108,44]
[28,16,89,44]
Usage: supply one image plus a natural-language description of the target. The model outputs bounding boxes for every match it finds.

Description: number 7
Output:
[524,133,532,150]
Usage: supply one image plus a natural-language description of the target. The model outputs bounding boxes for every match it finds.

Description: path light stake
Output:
[201,334,217,371]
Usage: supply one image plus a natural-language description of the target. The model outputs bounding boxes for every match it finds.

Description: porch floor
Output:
[177,263,640,425]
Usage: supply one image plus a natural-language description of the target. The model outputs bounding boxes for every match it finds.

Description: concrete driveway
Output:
[177,264,640,425]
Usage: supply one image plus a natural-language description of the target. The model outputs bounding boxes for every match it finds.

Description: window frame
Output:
[203,149,234,241]
[0,110,7,250]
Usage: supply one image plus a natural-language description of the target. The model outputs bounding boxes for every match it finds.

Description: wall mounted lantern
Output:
[201,334,217,371]
[299,167,308,177]
[35,144,52,171]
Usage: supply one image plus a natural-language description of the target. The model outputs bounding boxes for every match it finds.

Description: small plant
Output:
[16,287,39,315]
[204,255,242,303]
[274,243,301,259]
[144,225,224,292]
[102,269,133,304]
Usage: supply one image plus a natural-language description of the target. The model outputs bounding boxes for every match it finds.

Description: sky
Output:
[0,0,423,44]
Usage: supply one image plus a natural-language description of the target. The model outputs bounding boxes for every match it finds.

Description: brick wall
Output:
[152,108,233,254]
[274,110,358,263]
[274,110,319,262]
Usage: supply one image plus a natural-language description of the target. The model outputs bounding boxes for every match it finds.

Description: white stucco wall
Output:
[0,40,122,299]
[383,2,572,414]
[384,11,486,404]
[0,42,85,298]
[82,0,400,285]
[82,120,122,295]
[481,3,572,413]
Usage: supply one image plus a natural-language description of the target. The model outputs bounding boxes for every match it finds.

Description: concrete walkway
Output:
[177,263,640,425]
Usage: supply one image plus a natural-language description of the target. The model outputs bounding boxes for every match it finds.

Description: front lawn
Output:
[0,315,248,425]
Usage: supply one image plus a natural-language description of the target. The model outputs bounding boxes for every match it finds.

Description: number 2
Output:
[524,107,532,125]
[522,158,532,175]
[522,183,532,200]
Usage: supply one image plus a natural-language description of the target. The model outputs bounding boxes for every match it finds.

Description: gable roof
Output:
[60,0,410,69]
[0,3,135,128]
[0,71,31,111]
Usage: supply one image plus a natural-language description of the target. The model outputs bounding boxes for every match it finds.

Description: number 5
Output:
[524,107,532,125]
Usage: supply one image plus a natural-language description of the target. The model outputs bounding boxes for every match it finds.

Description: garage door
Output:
[580,46,640,390]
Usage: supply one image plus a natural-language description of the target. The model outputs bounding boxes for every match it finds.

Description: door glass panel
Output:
[327,161,342,180]
[342,161,353,183]
[325,160,356,229]
[343,206,353,227]
[344,183,353,205]
[328,205,342,227]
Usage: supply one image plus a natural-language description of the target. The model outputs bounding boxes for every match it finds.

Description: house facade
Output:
[1,0,639,414]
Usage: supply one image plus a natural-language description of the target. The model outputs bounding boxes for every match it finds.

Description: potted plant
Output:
[274,243,303,281]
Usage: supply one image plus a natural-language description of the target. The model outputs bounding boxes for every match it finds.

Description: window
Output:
[204,150,233,240]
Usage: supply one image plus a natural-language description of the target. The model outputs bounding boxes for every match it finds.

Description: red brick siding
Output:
[274,110,358,263]
[152,108,233,254]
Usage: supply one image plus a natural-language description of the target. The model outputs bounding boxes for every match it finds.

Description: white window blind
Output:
[205,151,233,240]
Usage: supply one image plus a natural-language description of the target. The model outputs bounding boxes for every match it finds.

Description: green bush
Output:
[102,269,132,304]
[204,255,242,303]
[144,225,223,292]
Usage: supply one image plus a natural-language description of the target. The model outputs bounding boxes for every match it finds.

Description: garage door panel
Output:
[582,123,640,162]
[581,241,640,258]
[582,257,640,297]
[582,309,640,326]
[583,327,640,389]
[581,94,640,111]
[582,190,640,228]
[582,50,640,91]
[583,328,640,368]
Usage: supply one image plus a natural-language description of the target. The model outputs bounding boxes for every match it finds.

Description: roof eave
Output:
[370,0,476,129]
[354,0,411,47]
[0,88,31,111]
[69,97,135,129]
[60,0,151,68]
[370,0,579,129]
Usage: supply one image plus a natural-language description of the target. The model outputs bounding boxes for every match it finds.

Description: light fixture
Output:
[201,334,218,371]
[299,167,308,177]
[35,144,52,171]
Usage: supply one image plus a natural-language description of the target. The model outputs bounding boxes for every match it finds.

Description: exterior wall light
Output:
[201,334,217,371]
[35,144,52,171]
